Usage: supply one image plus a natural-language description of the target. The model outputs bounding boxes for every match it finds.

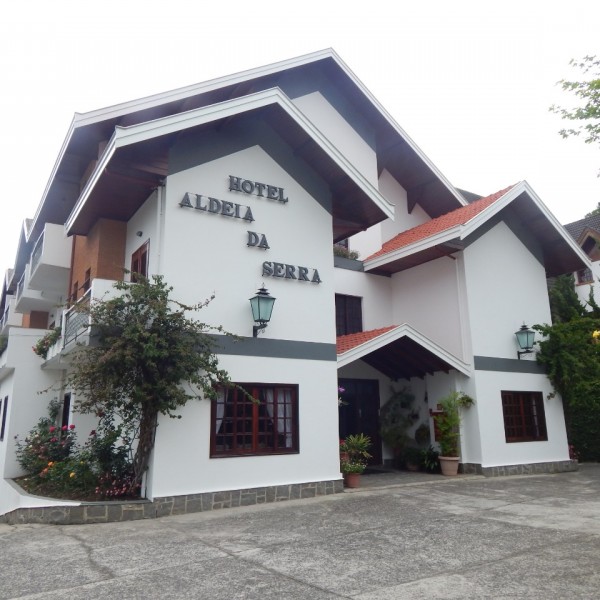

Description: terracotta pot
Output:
[343,472,361,488]
[439,455,460,476]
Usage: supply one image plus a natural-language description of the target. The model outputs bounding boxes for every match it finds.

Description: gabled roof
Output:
[367,185,514,261]
[364,181,590,278]
[65,89,394,236]
[337,324,470,379]
[564,213,600,243]
[31,49,465,245]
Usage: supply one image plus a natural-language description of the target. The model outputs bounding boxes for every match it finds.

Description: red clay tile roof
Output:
[366,184,516,261]
[337,325,398,355]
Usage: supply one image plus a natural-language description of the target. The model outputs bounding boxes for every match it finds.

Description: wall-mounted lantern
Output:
[515,324,535,359]
[249,285,276,337]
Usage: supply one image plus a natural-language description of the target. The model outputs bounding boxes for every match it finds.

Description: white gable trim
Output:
[337,323,471,376]
[65,88,395,234]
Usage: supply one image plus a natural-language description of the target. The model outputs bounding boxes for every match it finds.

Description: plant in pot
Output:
[379,387,414,467]
[340,433,371,488]
[434,391,474,475]
[402,446,423,471]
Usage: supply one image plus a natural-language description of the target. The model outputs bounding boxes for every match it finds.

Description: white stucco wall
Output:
[474,371,568,466]
[574,260,600,308]
[162,145,335,343]
[334,268,392,331]
[0,329,60,479]
[391,257,465,359]
[144,143,341,498]
[462,220,569,466]
[463,221,552,358]
[292,91,378,187]
[125,189,160,281]
[148,355,340,498]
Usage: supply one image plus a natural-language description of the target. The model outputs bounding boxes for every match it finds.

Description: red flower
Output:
[69,424,75,430]
[49,426,56,433]
[61,425,67,431]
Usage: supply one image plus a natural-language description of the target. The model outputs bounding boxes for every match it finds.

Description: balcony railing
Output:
[64,289,91,346]
[31,232,44,274]
[16,272,25,300]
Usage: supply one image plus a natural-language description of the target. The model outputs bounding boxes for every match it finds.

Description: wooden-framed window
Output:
[335,294,363,336]
[131,241,149,283]
[576,267,593,285]
[501,391,547,443]
[82,269,91,293]
[0,396,8,441]
[70,281,79,303]
[61,393,72,428]
[211,384,299,457]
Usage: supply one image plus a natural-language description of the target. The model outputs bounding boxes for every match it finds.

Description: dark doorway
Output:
[338,378,382,465]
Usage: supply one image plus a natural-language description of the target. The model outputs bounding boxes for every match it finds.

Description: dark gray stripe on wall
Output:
[211,334,337,361]
[474,356,546,374]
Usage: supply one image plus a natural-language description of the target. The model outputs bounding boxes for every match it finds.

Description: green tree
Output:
[535,274,600,460]
[550,56,600,151]
[67,275,232,492]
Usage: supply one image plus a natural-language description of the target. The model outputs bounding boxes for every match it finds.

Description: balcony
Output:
[55,278,121,358]
[0,296,23,335]
[28,223,72,295]
[15,263,62,314]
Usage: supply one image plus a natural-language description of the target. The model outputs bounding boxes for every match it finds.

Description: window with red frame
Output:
[501,391,547,443]
[211,384,298,457]
[131,241,149,282]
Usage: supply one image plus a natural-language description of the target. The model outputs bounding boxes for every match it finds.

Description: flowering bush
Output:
[15,418,77,476]
[32,327,62,359]
[14,402,139,500]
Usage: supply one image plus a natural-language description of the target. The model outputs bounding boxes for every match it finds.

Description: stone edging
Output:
[0,479,344,526]
[461,459,578,477]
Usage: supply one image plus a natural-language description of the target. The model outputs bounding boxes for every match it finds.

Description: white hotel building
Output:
[0,50,588,520]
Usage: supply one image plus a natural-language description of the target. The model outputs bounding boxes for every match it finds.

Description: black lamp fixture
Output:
[515,324,535,359]
[249,285,276,337]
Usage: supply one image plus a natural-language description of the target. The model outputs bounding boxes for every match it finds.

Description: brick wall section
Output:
[28,311,49,329]
[0,479,344,525]
[70,219,126,299]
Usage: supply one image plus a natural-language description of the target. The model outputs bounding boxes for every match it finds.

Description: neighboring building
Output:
[0,49,589,518]
[564,214,600,306]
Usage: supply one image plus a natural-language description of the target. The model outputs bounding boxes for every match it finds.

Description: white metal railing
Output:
[30,231,44,274]
[1,304,9,329]
[16,272,25,300]
[63,289,91,346]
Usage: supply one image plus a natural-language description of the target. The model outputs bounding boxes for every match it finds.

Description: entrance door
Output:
[338,378,382,465]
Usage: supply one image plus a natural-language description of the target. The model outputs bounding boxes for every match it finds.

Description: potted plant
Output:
[379,387,414,466]
[434,391,474,476]
[402,446,423,471]
[340,433,371,487]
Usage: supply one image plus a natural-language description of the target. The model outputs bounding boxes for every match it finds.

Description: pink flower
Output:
[61,425,67,431]
[69,424,75,430]
[50,437,58,442]
[49,426,56,433]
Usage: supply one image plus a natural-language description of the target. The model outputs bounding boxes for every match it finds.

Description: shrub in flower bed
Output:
[14,402,139,501]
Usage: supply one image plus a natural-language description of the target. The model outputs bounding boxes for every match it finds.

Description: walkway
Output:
[2,464,598,598]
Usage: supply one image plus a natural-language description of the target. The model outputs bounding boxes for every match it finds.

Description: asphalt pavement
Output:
[1,464,599,599]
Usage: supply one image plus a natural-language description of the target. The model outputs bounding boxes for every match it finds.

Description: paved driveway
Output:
[1,465,599,599]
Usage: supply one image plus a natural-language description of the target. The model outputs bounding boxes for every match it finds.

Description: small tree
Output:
[550,56,600,150]
[67,275,232,492]
[434,391,474,457]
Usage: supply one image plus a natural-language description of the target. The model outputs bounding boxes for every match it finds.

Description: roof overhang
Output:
[337,324,471,380]
[34,48,464,245]
[364,181,591,277]
[65,89,394,237]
